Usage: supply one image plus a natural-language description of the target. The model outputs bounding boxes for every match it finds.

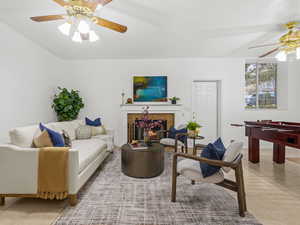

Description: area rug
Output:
[54,150,262,225]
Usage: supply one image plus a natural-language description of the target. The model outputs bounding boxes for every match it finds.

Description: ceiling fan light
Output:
[89,30,99,42]
[78,20,90,34]
[275,51,287,62]
[58,22,71,36]
[72,32,82,43]
[96,4,103,11]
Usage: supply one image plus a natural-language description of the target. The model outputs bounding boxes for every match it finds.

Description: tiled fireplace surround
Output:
[120,104,184,144]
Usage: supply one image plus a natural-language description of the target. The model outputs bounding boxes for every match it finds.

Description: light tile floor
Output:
[0,148,300,225]
[229,148,300,225]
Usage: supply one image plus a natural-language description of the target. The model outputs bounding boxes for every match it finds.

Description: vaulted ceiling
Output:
[0,0,300,59]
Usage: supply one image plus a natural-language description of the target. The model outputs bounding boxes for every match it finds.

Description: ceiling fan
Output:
[249,22,300,61]
[30,0,127,43]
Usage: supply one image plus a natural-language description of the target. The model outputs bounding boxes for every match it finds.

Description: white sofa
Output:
[0,120,114,205]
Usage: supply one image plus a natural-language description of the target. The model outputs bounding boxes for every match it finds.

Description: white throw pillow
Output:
[47,120,80,141]
[160,138,184,146]
[91,126,106,136]
[76,125,92,140]
[9,125,39,147]
[222,141,243,173]
[175,123,187,130]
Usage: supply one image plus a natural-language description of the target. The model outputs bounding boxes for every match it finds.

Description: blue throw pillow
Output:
[168,127,187,143]
[213,137,226,158]
[200,138,226,178]
[85,117,102,127]
[39,123,65,147]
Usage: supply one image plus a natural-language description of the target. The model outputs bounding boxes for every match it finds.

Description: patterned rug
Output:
[54,150,262,225]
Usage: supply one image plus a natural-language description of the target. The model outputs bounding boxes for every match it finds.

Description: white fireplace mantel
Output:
[120,104,185,144]
[120,104,183,112]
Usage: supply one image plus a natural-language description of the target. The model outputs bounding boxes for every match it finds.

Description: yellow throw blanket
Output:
[37,147,69,200]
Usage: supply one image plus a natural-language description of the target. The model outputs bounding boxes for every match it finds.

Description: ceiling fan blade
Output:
[88,0,112,11]
[98,0,113,6]
[52,0,69,7]
[30,15,66,22]
[86,2,99,11]
[94,17,127,33]
[249,43,280,49]
[259,48,280,58]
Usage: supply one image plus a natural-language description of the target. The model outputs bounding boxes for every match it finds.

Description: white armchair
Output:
[159,124,188,153]
[171,141,247,217]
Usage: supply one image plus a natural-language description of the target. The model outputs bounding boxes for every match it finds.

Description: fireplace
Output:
[127,113,175,143]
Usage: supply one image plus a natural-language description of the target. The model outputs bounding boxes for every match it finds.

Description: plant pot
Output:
[188,129,198,137]
[171,100,177,105]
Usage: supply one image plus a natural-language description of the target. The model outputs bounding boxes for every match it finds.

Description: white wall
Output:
[0,22,67,142]
[63,58,299,146]
[1,21,299,147]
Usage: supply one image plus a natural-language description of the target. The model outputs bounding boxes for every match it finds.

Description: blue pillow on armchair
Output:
[85,117,102,127]
[39,123,65,147]
[168,127,187,143]
[200,138,226,178]
[213,137,227,156]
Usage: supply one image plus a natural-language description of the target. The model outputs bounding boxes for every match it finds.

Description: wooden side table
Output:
[187,135,205,155]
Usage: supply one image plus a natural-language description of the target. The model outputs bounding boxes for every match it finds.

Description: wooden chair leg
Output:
[235,163,247,217]
[239,161,247,212]
[68,194,78,206]
[171,155,178,202]
[0,197,5,206]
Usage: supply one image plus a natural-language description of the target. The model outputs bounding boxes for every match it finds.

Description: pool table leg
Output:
[273,143,285,164]
[248,137,260,163]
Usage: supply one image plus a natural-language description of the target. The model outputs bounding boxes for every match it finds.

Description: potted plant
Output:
[169,96,180,105]
[52,87,84,121]
[187,121,202,137]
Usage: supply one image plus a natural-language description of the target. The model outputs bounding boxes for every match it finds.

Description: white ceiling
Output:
[0,0,300,60]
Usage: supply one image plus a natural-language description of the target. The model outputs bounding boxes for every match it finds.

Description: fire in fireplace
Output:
[134,119,168,141]
[127,113,175,143]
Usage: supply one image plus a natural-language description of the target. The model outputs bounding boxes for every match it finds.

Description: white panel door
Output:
[192,81,219,144]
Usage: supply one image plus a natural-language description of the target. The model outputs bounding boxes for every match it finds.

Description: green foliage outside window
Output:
[245,63,277,109]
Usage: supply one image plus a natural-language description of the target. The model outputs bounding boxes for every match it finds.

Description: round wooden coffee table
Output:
[121,143,164,178]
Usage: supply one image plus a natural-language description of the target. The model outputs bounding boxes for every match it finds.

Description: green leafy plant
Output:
[187,121,202,131]
[52,87,84,121]
[169,96,180,101]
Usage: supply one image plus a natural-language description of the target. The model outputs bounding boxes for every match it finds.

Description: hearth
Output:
[127,113,175,143]
[120,104,183,145]
[133,119,167,141]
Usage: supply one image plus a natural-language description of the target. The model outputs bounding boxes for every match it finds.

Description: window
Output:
[245,63,277,109]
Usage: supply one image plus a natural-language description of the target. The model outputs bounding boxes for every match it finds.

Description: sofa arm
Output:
[105,128,115,137]
[105,128,115,151]
[0,144,79,195]
[0,144,39,194]
[68,148,79,194]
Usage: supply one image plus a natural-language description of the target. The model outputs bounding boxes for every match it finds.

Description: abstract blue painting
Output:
[133,76,168,102]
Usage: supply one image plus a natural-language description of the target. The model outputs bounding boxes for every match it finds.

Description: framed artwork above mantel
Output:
[133,76,168,102]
